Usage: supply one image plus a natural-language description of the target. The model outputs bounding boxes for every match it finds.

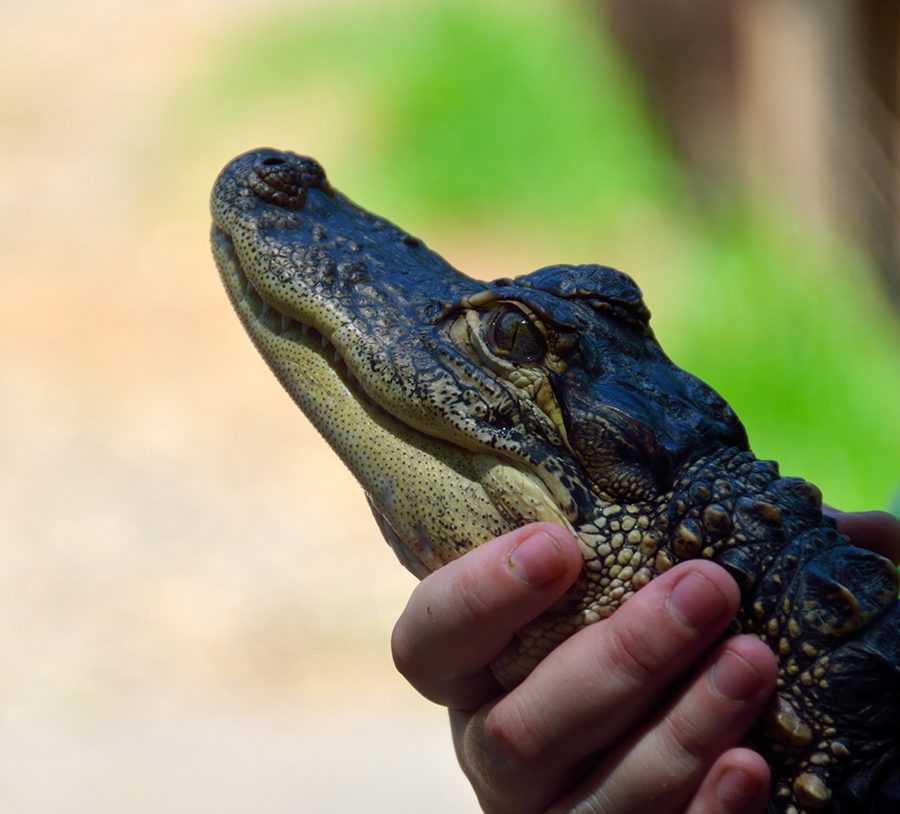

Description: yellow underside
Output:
[213,232,572,578]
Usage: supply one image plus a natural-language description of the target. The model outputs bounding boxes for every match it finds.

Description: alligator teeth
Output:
[238,270,355,382]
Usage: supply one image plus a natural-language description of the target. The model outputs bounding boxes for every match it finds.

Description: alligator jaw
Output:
[210,221,359,407]
[209,156,573,573]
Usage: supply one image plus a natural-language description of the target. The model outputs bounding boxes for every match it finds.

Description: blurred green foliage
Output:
[194,0,676,222]
[194,0,899,509]
[662,213,900,511]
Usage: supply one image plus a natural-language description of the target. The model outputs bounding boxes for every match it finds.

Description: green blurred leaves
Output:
[657,212,900,508]
[375,1,676,219]
[193,0,675,222]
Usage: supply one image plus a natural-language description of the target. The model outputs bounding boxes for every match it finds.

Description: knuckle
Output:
[547,790,612,814]
[662,708,710,765]
[448,564,495,625]
[389,617,417,681]
[603,617,668,684]
[482,702,546,767]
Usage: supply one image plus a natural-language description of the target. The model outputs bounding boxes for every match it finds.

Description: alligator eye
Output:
[487,306,546,363]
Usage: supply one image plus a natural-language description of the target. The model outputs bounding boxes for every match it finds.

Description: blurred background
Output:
[1,0,898,811]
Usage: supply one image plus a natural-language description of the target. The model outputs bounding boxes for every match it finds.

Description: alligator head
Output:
[211,149,898,813]
[211,148,746,574]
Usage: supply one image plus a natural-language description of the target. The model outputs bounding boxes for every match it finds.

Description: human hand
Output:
[392,523,777,814]
[825,507,900,564]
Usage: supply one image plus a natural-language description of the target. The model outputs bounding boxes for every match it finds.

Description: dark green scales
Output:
[211,149,899,814]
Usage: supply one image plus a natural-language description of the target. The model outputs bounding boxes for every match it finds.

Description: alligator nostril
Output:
[249,151,330,210]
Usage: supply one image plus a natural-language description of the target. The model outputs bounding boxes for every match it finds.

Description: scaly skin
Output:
[210,149,899,813]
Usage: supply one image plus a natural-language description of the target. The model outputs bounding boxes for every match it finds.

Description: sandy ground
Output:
[0,1,500,810]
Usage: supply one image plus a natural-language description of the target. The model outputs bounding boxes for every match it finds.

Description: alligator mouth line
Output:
[211,222,574,567]
[211,224,369,407]
[211,223,484,471]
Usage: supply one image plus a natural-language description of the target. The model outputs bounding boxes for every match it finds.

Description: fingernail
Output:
[712,649,765,701]
[668,570,730,629]
[716,767,759,812]
[507,530,567,587]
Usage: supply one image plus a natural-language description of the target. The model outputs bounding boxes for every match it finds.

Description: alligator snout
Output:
[246,149,330,211]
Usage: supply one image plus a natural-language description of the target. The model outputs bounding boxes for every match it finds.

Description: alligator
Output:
[210,148,899,814]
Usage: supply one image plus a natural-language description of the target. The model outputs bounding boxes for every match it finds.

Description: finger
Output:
[391,523,582,710]
[684,748,770,814]
[453,561,743,813]
[549,635,777,814]
[824,507,900,564]
[476,561,740,767]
